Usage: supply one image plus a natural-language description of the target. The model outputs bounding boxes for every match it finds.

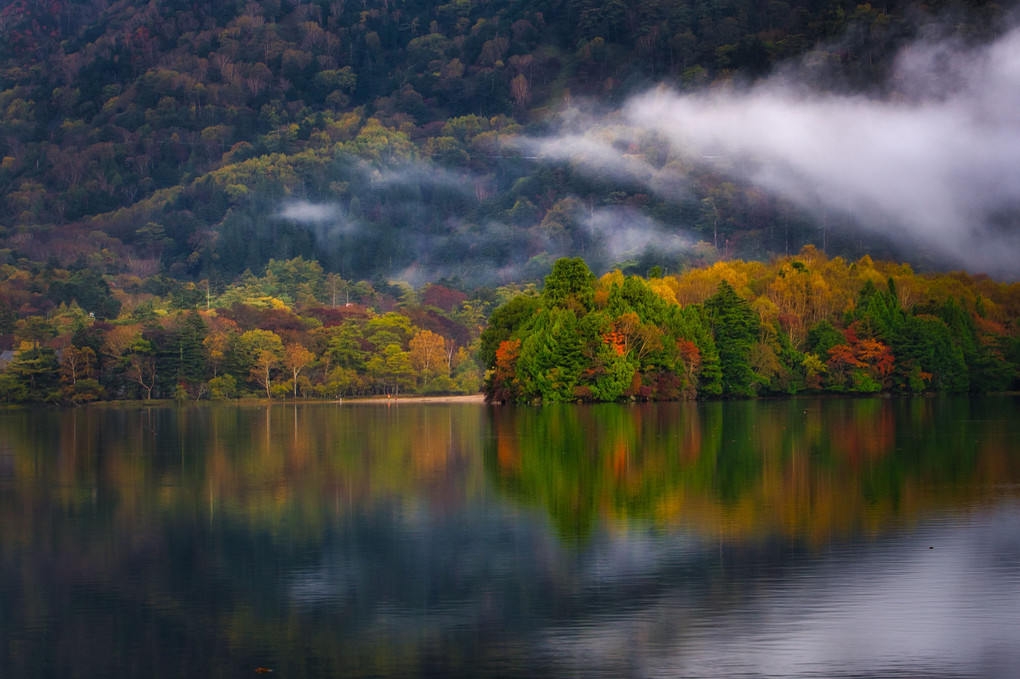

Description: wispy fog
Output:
[524,24,1020,277]
[583,206,692,262]
[278,200,341,224]
[278,158,683,285]
[278,24,1020,283]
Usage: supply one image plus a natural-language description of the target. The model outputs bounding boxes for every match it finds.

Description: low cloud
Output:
[514,126,689,202]
[583,206,693,263]
[279,200,342,224]
[521,24,1020,277]
[368,161,479,196]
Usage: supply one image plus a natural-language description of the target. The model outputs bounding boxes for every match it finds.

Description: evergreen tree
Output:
[3,347,60,401]
[48,270,122,320]
[704,281,760,397]
[667,305,722,397]
[478,293,540,368]
[516,307,586,403]
[543,258,596,313]
[892,316,969,393]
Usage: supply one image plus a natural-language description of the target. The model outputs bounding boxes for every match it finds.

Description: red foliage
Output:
[827,343,864,370]
[303,305,372,327]
[219,304,307,332]
[857,338,894,377]
[677,339,701,370]
[402,306,471,346]
[488,338,521,402]
[421,285,468,312]
[828,334,895,385]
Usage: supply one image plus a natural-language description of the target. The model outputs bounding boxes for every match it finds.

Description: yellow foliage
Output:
[595,270,624,308]
[674,260,760,305]
[647,277,678,306]
[251,296,290,310]
[751,295,779,326]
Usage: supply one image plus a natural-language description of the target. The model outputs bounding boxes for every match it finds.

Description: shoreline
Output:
[340,393,487,404]
[76,393,488,408]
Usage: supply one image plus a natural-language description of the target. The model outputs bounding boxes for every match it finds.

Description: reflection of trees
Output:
[0,404,497,678]
[2,399,1020,677]
[485,397,1020,541]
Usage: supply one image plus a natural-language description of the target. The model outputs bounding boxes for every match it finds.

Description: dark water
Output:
[1,397,1019,678]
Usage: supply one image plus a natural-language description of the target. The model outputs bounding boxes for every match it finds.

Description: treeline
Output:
[1,0,1008,283]
[0,255,488,403]
[481,250,1020,403]
[2,249,1019,405]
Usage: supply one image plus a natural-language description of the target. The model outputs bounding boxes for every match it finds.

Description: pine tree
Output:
[704,281,760,397]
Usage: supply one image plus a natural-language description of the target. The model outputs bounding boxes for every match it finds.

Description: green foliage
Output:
[47,269,122,319]
[208,374,238,400]
[516,307,585,403]
[892,316,969,393]
[478,293,540,367]
[0,0,1004,286]
[807,319,845,357]
[704,281,760,397]
[4,347,60,401]
[542,258,596,312]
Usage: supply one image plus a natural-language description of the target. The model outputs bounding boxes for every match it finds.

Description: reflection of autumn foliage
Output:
[488,397,1020,543]
[497,437,522,473]
[826,402,897,466]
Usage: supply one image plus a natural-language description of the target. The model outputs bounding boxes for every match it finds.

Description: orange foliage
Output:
[856,338,894,377]
[602,330,626,356]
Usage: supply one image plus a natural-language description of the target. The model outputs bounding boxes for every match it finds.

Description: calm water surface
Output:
[1,396,1019,678]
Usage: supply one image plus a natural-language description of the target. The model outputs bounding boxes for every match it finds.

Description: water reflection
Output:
[487,397,1020,541]
[0,397,1018,678]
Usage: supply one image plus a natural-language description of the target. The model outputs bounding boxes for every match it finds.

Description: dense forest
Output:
[0,248,1017,404]
[0,253,491,402]
[482,252,1020,402]
[1,0,1018,403]
[0,0,1011,286]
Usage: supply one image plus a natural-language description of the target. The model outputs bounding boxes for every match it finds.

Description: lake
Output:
[1,396,1019,678]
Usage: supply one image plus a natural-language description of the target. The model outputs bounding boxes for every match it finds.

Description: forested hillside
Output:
[1,0,1018,403]
[0,0,1008,286]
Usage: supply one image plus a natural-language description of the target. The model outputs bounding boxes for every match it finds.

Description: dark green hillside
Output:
[0,0,1010,284]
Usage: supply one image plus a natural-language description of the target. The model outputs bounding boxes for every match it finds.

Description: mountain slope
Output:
[0,0,1009,284]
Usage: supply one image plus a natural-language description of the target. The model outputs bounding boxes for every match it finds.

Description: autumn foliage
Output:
[0,256,484,403]
[481,253,1020,403]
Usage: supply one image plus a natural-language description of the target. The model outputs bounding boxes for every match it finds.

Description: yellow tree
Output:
[615,312,664,361]
[240,329,284,398]
[102,324,141,365]
[409,329,447,388]
[283,342,315,398]
[251,349,280,399]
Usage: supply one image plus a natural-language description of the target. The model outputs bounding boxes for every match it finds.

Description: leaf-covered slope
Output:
[0,0,1009,283]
